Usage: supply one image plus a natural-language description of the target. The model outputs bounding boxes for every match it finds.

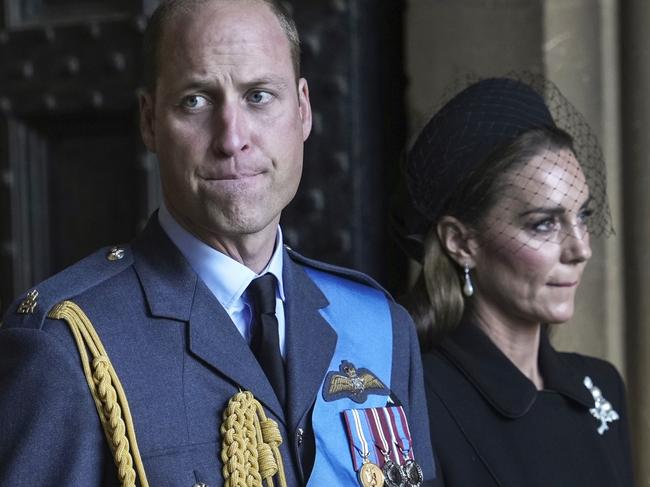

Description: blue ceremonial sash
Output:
[303,268,393,486]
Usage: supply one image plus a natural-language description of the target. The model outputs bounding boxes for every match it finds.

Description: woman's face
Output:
[470,148,592,327]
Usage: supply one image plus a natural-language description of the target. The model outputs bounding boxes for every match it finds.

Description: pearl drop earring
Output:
[463,264,474,297]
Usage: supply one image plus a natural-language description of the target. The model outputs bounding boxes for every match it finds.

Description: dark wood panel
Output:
[43,113,141,272]
[3,0,146,28]
[0,111,145,309]
[283,0,407,289]
[0,2,149,314]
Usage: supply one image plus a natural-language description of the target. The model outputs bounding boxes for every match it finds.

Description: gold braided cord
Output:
[48,301,149,487]
[220,391,287,487]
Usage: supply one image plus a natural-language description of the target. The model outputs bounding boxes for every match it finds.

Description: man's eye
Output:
[248,91,273,105]
[181,95,209,109]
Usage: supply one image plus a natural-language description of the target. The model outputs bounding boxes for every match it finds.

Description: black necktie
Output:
[247,274,285,405]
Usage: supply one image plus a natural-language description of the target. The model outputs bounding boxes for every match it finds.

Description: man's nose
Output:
[211,102,250,157]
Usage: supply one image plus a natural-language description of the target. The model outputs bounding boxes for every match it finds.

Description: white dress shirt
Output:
[158,203,287,357]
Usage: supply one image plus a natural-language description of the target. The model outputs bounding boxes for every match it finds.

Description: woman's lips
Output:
[547,281,578,287]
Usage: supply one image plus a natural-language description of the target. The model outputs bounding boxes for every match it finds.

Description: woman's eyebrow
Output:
[519,195,593,217]
[519,206,566,217]
[579,195,593,209]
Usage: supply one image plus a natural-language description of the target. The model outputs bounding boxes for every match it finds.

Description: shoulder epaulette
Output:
[1,245,133,331]
[284,246,395,302]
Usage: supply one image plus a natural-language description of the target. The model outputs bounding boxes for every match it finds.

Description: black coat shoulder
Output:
[421,326,634,487]
[556,351,625,387]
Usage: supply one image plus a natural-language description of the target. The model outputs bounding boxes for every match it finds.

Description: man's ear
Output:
[139,91,157,153]
[297,77,312,141]
[436,216,477,268]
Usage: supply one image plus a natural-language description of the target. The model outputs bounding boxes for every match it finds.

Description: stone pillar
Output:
[405,0,544,134]
[621,0,650,483]
[542,0,625,372]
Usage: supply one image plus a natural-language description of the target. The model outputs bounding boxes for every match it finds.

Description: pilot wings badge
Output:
[323,360,389,403]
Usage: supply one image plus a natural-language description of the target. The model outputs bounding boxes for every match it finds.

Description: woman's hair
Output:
[404,126,575,350]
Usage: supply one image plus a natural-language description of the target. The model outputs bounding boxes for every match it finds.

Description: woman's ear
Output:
[436,216,477,267]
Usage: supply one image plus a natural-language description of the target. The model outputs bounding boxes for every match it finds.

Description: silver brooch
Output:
[583,376,619,435]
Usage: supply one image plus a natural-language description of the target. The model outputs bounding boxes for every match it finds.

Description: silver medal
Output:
[401,459,423,487]
[382,458,406,487]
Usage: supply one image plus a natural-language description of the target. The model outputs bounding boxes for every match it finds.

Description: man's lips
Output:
[202,171,264,181]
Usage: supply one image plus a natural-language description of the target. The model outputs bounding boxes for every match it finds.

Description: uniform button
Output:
[296,427,304,446]
[193,483,208,487]
[107,246,125,261]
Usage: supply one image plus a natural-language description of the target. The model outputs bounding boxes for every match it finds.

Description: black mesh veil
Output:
[391,74,612,261]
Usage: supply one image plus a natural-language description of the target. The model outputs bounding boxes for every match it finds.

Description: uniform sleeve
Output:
[0,326,110,485]
[390,302,446,487]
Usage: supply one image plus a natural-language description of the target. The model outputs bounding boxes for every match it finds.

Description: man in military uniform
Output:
[0,1,441,485]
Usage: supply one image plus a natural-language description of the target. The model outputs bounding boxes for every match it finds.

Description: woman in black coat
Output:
[391,76,634,486]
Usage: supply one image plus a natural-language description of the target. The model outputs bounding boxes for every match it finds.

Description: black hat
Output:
[407,77,556,224]
[390,76,611,261]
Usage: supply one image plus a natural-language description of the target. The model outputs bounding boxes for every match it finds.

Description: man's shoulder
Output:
[1,245,134,331]
[285,246,394,302]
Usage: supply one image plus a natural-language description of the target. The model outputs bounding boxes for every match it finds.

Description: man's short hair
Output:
[142,0,301,93]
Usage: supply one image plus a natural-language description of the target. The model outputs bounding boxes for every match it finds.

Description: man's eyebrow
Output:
[239,76,290,90]
[172,77,214,92]
[172,75,290,92]
[186,81,211,91]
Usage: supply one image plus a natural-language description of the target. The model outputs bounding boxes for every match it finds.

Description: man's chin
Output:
[200,211,278,240]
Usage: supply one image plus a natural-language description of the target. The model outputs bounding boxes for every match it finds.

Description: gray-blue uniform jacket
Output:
[0,215,441,486]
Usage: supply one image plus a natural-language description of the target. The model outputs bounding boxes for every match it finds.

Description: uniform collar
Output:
[158,203,286,312]
[439,316,594,418]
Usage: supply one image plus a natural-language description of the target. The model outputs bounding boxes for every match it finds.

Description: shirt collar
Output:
[439,316,593,418]
[158,203,285,311]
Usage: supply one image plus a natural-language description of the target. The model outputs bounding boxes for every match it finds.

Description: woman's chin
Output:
[542,307,575,325]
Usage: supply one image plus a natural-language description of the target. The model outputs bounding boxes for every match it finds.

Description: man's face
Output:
[140,0,311,244]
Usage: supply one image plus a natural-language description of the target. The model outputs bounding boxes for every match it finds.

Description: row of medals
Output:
[358,455,423,487]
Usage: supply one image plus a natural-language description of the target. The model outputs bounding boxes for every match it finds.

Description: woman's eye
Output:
[531,217,558,233]
[578,207,594,224]
[181,95,209,109]
[248,90,273,105]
